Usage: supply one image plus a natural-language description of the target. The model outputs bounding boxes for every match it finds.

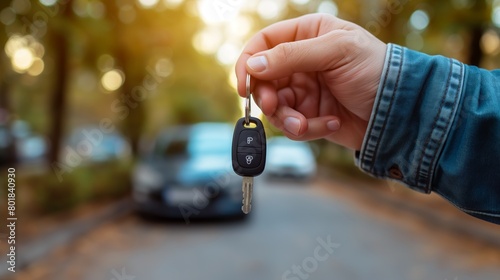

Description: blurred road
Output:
[11,178,500,280]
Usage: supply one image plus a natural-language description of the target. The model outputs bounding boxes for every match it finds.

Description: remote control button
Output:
[237,153,262,169]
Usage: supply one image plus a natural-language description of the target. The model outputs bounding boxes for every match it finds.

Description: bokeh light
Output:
[11,0,31,14]
[5,35,25,57]
[0,8,16,25]
[451,0,474,9]
[317,1,338,16]
[101,70,125,92]
[4,34,46,76]
[291,0,310,5]
[138,0,160,8]
[155,58,174,77]
[27,58,45,76]
[192,28,224,55]
[481,30,500,55]
[12,48,35,71]
[39,0,58,7]
[87,1,106,19]
[216,42,241,65]
[119,5,136,24]
[257,0,287,20]
[226,15,254,39]
[409,10,430,31]
[493,6,500,28]
[197,0,242,24]
[163,0,184,9]
[97,54,115,72]
[72,0,87,17]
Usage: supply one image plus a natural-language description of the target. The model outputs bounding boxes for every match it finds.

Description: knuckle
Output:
[274,42,295,63]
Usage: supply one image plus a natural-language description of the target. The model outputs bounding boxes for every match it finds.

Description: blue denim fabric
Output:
[356,44,500,224]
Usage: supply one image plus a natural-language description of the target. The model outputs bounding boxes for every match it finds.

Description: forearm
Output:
[356,44,500,224]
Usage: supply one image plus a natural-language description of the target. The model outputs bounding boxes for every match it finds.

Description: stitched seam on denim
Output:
[435,189,500,218]
[369,46,404,174]
[416,58,454,192]
[360,44,394,170]
[426,61,464,192]
[415,59,454,190]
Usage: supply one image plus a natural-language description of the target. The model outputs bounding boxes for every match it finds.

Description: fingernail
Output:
[284,117,301,136]
[327,120,340,131]
[247,56,268,72]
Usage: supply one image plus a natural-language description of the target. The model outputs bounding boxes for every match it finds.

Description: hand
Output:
[235,14,387,150]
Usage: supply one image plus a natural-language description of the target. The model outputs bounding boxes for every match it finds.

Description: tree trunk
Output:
[47,3,71,163]
[468,0,487,67]
[468,25,484,67]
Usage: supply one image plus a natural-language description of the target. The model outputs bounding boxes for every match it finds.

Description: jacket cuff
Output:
[355,44,465,193]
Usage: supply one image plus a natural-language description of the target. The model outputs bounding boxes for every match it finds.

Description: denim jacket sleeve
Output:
[356,43,500,224]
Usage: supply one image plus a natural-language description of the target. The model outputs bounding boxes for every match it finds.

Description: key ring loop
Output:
[245,73,251,125]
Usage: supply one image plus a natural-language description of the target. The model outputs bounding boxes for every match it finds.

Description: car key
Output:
[232,74,266,214]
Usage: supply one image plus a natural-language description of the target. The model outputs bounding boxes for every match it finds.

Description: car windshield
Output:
[188,124,232,156]
[158,124,232,158]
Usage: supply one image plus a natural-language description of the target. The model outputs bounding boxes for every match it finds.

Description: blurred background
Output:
[1,0,500,279]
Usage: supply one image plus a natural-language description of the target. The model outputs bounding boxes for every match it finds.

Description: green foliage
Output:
[28,161,132,214]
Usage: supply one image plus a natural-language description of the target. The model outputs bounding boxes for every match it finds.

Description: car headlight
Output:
[133,165,163,191]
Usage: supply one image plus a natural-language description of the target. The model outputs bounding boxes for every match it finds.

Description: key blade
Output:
[242,177,253,214]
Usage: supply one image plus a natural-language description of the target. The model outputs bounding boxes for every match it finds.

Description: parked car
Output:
[265,136,317,180]
[1,119,48,166]
[64,126,131,163]
[133,123,245,220]
[12,120,47,163]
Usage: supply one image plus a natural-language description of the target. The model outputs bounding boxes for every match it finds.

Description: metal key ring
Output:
[245,73,251,125]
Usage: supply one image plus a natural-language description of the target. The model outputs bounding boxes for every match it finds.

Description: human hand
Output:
[235,14,387,150]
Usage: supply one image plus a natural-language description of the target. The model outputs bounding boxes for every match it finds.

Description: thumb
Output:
[245,33,341,80]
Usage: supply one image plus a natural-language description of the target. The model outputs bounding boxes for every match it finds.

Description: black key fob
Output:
[231,117,266,177]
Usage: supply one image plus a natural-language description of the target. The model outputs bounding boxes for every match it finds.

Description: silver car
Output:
[266,137,317,180]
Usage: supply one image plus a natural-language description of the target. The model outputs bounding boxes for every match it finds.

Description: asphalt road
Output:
[10,178,500,280]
